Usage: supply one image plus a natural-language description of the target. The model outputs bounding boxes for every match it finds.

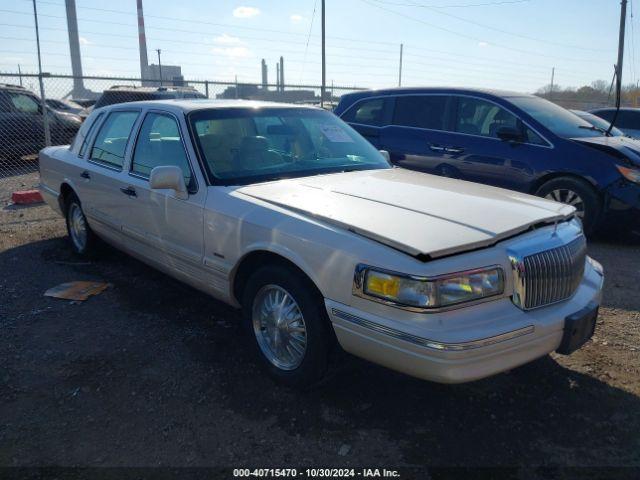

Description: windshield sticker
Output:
[320,125,354,143]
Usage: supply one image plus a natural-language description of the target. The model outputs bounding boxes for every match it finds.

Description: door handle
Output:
[120,186,137,197]
[80,170,91,179]
[429,144,445,152]
[445,147,465,155]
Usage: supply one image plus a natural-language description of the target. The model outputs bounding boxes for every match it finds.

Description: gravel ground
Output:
[1,173,639,473]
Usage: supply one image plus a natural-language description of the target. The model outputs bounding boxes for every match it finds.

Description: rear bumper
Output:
[326,260,604,384]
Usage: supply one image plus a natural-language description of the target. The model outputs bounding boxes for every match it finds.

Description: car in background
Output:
[0,83,81,161]
[93,85,206,110]
[46,98,84,115]
[570,109,625,137]
[78,85,207,121]
[335,87,640,234]
[72,99,96,108]
[38,99,603,386]
[590,107,640,138]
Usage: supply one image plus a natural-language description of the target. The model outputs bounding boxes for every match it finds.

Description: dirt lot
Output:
[1,172,639,473]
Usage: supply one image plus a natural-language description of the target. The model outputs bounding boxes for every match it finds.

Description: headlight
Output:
[617,165,640,184]
[355,265,504,310]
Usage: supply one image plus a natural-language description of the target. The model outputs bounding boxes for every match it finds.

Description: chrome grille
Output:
[513,236,587,310]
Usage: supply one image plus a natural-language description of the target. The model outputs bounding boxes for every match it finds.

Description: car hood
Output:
[236,168,575,259]
[572,135,640,166]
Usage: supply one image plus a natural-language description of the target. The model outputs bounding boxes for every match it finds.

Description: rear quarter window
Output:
[73,112,104,156]
[392,95,449,130]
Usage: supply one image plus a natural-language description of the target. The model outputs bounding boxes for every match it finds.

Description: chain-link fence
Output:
[0,72,364,178]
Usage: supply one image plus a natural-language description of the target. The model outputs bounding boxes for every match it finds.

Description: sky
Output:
[0,0,637,94]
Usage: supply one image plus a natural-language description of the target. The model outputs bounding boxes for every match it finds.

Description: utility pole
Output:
[156,48,163,86]
[18,64,23,86]
[32,0,50,147]
[321,0,326,108]
[398,43,404,87]
[549,67,555,101]
[607,0,628,135]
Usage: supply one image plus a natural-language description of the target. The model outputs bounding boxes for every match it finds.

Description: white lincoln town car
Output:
[39,100,604,387]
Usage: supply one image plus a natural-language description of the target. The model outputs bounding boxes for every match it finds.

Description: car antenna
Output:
[606,0,628,137]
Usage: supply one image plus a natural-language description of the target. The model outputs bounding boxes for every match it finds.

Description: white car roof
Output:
[104,99,318,113]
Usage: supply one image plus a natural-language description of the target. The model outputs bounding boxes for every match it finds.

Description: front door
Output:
[442,96,548,191]
[122,111,206,286]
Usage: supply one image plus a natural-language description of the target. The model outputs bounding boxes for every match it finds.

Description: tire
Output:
[64,192,99,257]
[242,264,332,388]
[536,177,602,234]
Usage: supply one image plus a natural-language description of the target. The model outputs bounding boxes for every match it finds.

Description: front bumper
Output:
[326,259,604,384]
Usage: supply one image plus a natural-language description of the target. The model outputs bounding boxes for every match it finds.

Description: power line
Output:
[368,0,610,52]
[359,0,612,63]
[299,0,319,82]
[360,0,531,7]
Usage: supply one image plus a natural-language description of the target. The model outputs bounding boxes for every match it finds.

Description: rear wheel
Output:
[65,192,99,257]
[242,264,332,388]
[536,177,601,234]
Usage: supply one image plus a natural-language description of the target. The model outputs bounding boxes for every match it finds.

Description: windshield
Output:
[189,107,390,185]
[509,96,608,138]
[573,111,624,137]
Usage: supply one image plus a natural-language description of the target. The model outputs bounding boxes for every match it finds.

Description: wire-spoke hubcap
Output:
[68,203,88,252]
[252,285,307,371]
[545,189,585,218]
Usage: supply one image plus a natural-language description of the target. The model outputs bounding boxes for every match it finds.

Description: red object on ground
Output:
[12,190,44,205]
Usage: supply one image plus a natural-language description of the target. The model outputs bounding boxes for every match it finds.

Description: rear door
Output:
[80,109,141,243]
[379,94,456,175]
[339,97,391,148]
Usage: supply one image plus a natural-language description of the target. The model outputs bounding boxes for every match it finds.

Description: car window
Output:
[131,112,192,186]
[89,111,139,168]
[510,96,602,139]
[9,93,40,113]
[190,107,390,184]
[392,95,448,130]
[454,97,520,138]
[75,113,103,156]
[341,98,386,126]
[616,111,640,129]
[593,109,614,122]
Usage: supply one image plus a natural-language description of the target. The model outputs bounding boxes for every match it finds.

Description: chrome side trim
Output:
[331,308,535,351]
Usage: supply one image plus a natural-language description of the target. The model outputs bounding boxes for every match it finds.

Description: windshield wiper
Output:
[578,125,611,137]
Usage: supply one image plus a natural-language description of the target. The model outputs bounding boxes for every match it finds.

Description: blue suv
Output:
[335,88,640,234]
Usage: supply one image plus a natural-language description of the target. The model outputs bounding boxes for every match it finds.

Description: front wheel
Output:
[536,177,602,234]
[242,264,332,388]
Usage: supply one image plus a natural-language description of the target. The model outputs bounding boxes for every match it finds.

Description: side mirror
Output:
[496,126,523,142]
[379,150,391,162]
[149,165,188,200]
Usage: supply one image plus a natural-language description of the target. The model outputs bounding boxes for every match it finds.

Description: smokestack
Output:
[137,0,149,82]
[261,59,268,89]
[279,56,284,92]
[276,63,280,93]
[65,0,85,97]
